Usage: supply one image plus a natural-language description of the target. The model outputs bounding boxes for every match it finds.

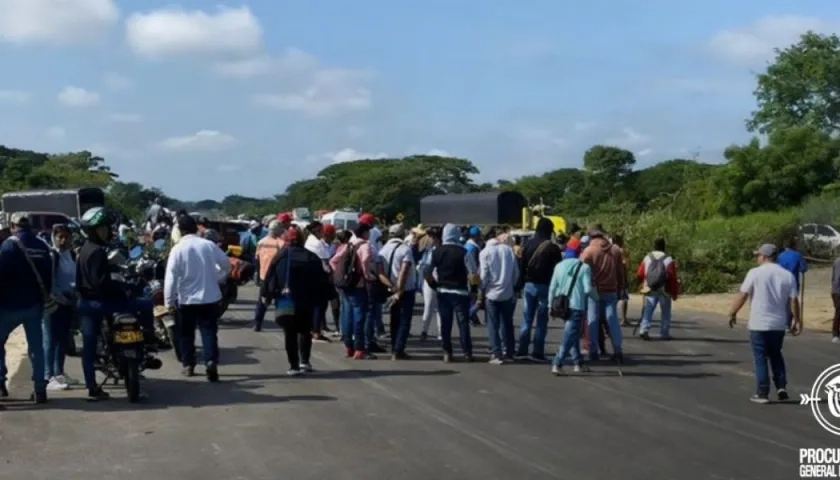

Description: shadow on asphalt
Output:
[220,369,458,382]
[218,345,261,365]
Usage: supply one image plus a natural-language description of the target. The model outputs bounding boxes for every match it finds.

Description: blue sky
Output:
[0,0,838,200]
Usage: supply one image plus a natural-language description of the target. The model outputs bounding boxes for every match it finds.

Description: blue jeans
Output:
[749,330,787,396]
[437,292,472,355]
[587,292,622,357]
[339,290,351,343]
[253,301,267,330]
[485,298,515,358]
[552,309,585,367]
[389,291,416,353]
[78,298,155,391]
[0,305,46,392]
[43,305,73,378]
[344,289,370,352]
[371,301,385,337]
[639,295,672,337]
[518,282,549,358]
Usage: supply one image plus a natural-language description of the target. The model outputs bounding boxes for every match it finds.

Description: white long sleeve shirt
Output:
[164,234,231,307]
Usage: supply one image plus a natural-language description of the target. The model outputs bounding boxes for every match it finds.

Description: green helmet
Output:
[80,206,116,229]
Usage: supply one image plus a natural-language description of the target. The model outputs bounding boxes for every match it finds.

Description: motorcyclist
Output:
[76,206,159,401]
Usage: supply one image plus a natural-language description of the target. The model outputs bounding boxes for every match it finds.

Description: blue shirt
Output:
[777,249,808,290]
[548,258,595,312]
[0,231,54,310]
[563,249,579,259]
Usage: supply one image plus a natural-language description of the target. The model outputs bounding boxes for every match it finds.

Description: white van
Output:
[320,210,360,231]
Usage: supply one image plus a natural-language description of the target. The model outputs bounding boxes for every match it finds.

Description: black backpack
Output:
[333,244,361,290]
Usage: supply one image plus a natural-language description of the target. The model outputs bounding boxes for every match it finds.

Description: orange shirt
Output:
[257,237,285,280]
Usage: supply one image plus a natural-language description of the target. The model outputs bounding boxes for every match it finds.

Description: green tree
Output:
[748,32,840,135]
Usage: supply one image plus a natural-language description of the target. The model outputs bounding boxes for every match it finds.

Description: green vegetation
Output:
[2,32,840,294]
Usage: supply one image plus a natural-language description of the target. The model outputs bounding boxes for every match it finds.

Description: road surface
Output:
[1,287,837,480]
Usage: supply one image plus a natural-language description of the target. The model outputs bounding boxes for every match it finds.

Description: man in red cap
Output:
[277,213,293,230]
[359,213,375,226]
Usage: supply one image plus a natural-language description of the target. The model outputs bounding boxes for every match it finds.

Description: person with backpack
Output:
[548,254,595,374]
[636,237,680,340]
[329,223,380,359]
[516,217,563,361]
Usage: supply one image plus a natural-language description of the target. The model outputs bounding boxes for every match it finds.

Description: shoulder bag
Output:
[550,261,584,320]
[10,236,57,315]
[527,240,552,272]
[274,251,295,317]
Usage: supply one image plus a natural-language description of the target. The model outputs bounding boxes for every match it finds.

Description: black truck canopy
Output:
[1,187,105,219]
[420,191,526,226]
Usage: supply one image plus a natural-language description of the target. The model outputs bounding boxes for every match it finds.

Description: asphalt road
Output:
[1,288,838,480]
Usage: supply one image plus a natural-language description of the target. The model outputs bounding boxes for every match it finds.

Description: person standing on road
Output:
[304,221,334,343]
[636,238,680,340]
[333,229,352,339]
[728,243,800,404]
[164,214,231,382]
[261,226,331,375]
[465,226,484,327]
[479,227,520,364]
[44,224,78,391]
[776,238,808,332]
[549,255,595,374]
[331,224,379,359]
[418,227,442,341]
[0,213,53,403]
[321,224,341,336]
[424,223,476,363]
[516,217,563,361]
[580,224,625,363]
[612,235,631,326]
[379,224,416,360]
[252,220,285,332]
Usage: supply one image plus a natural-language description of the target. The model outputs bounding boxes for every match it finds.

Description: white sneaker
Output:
[832,337,840,344]
[300,363,314,373]
[56,374,79,386]
[551,365,563,376]
[46,377,69,391]
[488,357,505,365]
[286,369,302,376]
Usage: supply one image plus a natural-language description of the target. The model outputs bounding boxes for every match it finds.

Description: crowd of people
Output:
[0,201,818,406]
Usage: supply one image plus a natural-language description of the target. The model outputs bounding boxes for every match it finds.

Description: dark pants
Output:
[313,299,328,334]
[79,298,155,391]
[833,294,840,337]
[43,305,73,378]
[389,290,416,353]
[278,311,313,369]
[485,298,516,359]
[344,288,371,352]
[329,295,341,332]
[749,330,787,397]
[253,301,267,330]
[178,303,221,368]
[437,292,472,356]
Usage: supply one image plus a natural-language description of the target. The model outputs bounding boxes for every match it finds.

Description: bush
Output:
[590,210,799,294]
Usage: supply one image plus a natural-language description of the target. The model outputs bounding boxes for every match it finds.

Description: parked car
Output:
[799,223,840,254]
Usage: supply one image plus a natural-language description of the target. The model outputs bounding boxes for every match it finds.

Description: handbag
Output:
[274,251,295,317]
[550,260,584,320]
[10,236,58,315]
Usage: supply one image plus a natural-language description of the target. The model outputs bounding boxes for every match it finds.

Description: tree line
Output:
[1,31,839,229]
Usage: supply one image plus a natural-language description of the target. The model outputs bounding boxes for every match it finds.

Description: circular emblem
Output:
[810,364,840,436]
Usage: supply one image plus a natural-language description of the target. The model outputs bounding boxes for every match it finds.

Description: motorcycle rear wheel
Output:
[124,358,141,403]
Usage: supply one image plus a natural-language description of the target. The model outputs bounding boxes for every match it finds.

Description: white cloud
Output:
[159,130,235,151]
[0,90,30,104]
[573,121,597,133]
[635,148,653,158]
[426,148,452,157]
[46,126,65,138]
[708,15,840,66]
[57,86,100,108]
[0,0,119,45]
[211,48,317,79]
[514,127,567,148]
[125,6,262,59]
[252,68,373,117]
[315,148,388,164]
[606,127,651,149]
[103,72,132,91]
[108,113,143,123]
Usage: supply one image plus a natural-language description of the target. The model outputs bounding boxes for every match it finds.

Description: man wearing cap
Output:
[379,224,416,359]
[0,213,53,402]
[277,213,293,230]
[580,224,625,362]
[253,220,286,332]
[165,214,231,381]
[728,243,800,404]
[479,227,520,364]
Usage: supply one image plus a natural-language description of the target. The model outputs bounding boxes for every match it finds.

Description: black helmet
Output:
[79,207,116,229]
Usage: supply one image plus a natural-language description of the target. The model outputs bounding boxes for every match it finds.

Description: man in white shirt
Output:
[479,227,520,364]
[164,214,231,382]
[304,221,333,342]
[379,224,416,359]
[728,243,801,404]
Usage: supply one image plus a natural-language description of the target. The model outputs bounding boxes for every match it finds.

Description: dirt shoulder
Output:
[670,266,835,332]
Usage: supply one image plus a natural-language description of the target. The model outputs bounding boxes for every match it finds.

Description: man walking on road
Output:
[0,212,52,403]
[776,238,807,332]
[728,244,800,404]
[480,227,520,364]
[636,238,680,340]
[379,224,416,360]
[580,224,625,363]
[516,218,563,361]
[253,220,285,332]
[165,214,231,382]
